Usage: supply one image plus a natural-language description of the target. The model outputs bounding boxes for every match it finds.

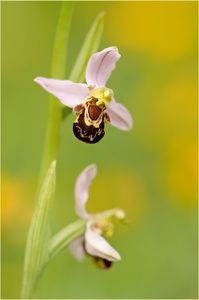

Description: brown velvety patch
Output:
[73,108,105,144]
[88,105,102,120]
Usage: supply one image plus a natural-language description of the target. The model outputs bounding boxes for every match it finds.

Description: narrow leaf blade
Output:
[69,12,105,83]
[21,161,56,298]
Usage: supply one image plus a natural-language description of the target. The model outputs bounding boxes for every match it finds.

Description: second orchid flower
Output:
[70,164,125,269]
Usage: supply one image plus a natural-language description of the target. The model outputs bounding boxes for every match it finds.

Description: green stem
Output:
[39,97,62,188]
[48,219,86,261]
[39,2,73,187]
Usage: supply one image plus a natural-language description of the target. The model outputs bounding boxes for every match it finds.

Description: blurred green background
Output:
[1,1,198,299]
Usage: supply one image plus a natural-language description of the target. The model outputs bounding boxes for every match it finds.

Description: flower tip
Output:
[34,77,41,84]
[104,46,119,53]
[111,46,121,58]
[117,253,121,261]
[86,164,97,176]
[111,249,121,261]
[113,46,117,49]
[89,163,97,169]
[123,114,133,131]
[128,118,133,131]
[115,209,126,220]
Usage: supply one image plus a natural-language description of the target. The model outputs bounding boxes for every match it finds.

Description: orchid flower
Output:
[70,164,125,269]
[34,47,133,144]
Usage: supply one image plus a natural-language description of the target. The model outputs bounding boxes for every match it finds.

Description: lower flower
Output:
[69,164,125,269]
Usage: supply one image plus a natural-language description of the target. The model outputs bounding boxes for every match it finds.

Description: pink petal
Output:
[34,77,89,108]
[75,164,97,219]
[86,47,121,87]
[69,236,85,261]
[106,98,133,130]
[85,222,121,261]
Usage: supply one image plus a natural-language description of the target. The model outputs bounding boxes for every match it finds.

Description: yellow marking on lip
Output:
[84,105,104,128]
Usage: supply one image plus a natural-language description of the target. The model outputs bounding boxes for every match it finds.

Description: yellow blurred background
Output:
[1,1,198,299]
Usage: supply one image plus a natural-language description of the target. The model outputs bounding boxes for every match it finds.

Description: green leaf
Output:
[69,11,105,83]
[21,161,56,299]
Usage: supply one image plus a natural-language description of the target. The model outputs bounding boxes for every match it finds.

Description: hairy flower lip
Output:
[34,47,133,131]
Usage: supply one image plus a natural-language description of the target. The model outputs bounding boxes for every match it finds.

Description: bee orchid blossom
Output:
[70,164,125,269]
[34,47,133,144]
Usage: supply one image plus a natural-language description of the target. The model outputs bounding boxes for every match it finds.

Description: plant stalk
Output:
[39,2,73,188]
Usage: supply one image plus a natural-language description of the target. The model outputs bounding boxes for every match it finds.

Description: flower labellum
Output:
[34,47,133,144]
[70,164,126,269]
[94,257,112,270]
[73,88,112,144]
